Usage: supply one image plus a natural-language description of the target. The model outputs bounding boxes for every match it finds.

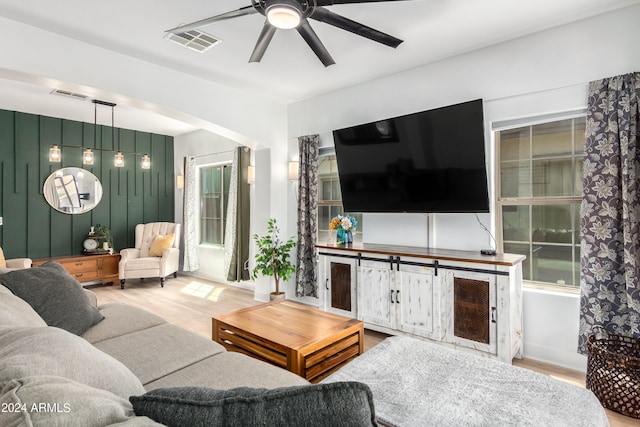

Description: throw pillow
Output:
[0,247,6,269]
[0,375,164,427]
[130,381,377,427]
[0,325,146,400]
[0,261,104,335]
[149,233,175,257]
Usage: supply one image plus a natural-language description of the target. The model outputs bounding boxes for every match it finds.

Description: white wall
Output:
[287,4,640,370]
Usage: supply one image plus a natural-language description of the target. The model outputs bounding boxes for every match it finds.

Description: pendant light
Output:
[83,148,94,165]
[111,104,124,168]
[47,99,150,168]
[49,144,61,162]
[141,154,151,170]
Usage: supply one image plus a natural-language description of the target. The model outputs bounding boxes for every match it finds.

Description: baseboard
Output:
[523,341,587,372]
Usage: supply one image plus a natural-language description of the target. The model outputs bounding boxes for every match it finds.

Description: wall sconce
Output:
[247,165,255,184]
[288,161,299,181]
[49,144,61,162]
[176,175,184,189]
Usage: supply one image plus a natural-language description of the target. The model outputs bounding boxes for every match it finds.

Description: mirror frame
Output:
[43,167,103,214]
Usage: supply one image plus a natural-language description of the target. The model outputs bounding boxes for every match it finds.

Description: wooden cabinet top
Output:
[316,243,525,267]
[32,252,120,265]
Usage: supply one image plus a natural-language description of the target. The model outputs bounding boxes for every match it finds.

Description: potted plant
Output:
[251,218,296,301]
[94,224,113,250]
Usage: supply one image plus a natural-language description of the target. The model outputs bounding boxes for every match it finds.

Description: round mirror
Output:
[43,167,103,214]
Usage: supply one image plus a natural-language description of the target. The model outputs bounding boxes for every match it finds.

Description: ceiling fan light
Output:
[266,0,301,29]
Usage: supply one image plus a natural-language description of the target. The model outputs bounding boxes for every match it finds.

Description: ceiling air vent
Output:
[164,28,221,53]
[50,89,89,101]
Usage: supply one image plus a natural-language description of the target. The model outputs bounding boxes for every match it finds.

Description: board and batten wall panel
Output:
[0,108,174,259]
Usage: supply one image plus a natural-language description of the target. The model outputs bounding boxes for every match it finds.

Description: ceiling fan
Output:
[166,0,406,67]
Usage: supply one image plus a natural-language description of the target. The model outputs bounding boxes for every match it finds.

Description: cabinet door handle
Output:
[491,307,497,323]
[390,290,395,303]
[75,273,83,278]
[325,278,329,290]
[75,262,83,266]
[396,290,400,304]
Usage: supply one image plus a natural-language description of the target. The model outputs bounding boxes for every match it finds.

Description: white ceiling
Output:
[0,0,638,136]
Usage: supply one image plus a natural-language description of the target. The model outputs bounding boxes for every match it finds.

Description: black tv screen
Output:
[332,99,489,213]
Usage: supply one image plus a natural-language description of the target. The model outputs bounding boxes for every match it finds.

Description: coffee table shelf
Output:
[212,300,364,383]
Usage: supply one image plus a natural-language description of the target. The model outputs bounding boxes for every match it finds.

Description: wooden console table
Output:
[212,300,364,383]
[33,253,120,286]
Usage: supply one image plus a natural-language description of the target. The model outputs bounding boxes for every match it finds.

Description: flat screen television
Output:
[332,99,489,213]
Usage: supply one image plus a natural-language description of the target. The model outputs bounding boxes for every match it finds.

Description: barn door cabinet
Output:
[317,243,524,363]
[357,257,440,340]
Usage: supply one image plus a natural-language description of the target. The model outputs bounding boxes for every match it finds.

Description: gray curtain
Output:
[296,134,319,297]
[224,147,251,281]
[578,71,640,354]
[182,156,200,272]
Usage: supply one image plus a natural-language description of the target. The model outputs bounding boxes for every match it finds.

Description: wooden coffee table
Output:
[212,300,364,383]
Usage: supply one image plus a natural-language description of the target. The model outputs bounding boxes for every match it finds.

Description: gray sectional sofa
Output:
[0,262,376,426]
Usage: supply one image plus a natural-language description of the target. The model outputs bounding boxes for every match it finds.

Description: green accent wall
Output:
[0,109,174,259]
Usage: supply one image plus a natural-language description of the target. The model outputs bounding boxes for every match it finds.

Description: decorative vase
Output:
[346,230,353,243]
[336,228,347,245]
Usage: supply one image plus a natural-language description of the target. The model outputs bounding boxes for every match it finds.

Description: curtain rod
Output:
[189,149,236,159]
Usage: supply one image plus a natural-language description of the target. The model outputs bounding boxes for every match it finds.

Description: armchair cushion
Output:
[149,233,175,257]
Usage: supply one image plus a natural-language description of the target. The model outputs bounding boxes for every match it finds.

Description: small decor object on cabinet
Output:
[330,215,357,246]
[252,218,296,301]
[94,224,113,249]
[83,237,99,252]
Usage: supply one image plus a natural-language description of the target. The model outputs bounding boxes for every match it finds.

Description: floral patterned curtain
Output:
[578,72,640,354]
[296,134,319,297]
[182,156,200,272]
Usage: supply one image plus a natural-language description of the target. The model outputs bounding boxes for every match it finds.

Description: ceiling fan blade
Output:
[249,21,277,63]
[310,6,402,48]
[316,0,412,5]
[296,19,336,67]
[166,5,257,34]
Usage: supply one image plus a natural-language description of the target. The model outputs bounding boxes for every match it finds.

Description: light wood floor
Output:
[89,275,638,427]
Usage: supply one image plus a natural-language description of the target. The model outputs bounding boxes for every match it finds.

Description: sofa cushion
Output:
[0,375,164,427]
[0,261,104,335]
[0,326,146,399]
[130,382,377,427]
[149,233,175,257]
[0,286,47,327]
[82,302,167,344]
[93,323,226,385]
[145,352,310,391]
[0,247,6,268]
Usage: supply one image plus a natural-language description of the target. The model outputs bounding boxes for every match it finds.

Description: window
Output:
[496,117,585,289]
[199,163,232,245]
[317,154,363,243]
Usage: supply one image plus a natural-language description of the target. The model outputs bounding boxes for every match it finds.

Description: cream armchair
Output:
[0,247,32,274]
[118,222,181,289]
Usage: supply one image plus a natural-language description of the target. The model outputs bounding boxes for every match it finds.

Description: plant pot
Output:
[269,292,286,301]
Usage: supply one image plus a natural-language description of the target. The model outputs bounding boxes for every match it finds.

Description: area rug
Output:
[321,336,608,427]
